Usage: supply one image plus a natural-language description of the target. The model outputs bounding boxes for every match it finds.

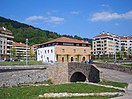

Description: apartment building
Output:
[92,32,132,56]
[0,27,14,60]
[119,36,132,53]
[12,42,30,60]
[37,37,91,63]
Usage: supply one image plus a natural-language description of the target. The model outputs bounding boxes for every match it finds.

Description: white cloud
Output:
[25,16,64,22]
[25,15,64,27]
[45,16,64,22]
[25,16,45,21]
[91,11,132,21]
[71,11,80,15]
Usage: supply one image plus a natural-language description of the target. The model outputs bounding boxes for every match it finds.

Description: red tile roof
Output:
[0,27,12,33]
[32,44,41,47]
[41,37,90,45]
[95,33,120,39]
[119,36,132,40]
[95,33,111,38]
[12,42,27,47]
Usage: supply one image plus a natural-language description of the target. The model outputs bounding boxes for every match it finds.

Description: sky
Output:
[0,0,132,38]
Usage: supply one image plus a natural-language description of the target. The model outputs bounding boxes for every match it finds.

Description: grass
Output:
[0,61,43,65]
[122,64,132,67]
[0,83,124,99]
[99,81,128,88]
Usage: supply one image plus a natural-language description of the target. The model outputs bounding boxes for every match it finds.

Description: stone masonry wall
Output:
[0,63,101,87]
[0,65,48,87]
[47,63,69,84]
[48,62,100,84]
[68,63,100,83]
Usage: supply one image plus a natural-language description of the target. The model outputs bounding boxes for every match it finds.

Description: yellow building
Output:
[92,32,132,56]
[37,37,91,62]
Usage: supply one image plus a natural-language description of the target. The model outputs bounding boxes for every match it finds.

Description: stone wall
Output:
[0,65,48,87]
[94,62,132,74]
[68,63,100,83]
[0,63,101,87]
[47,63,69,84]
[48,62,100,84]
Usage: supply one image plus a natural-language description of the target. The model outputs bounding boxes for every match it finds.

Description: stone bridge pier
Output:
[48,62,100,84]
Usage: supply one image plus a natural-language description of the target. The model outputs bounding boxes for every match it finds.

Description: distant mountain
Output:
[0,16,92,45]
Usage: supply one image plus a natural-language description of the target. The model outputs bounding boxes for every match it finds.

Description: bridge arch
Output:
[70,72,86,82]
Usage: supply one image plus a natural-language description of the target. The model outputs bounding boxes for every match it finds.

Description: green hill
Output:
[0,16,92,45]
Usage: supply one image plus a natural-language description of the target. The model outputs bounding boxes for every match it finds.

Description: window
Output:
[84,49,86,53]
[45,50,46,53]
[51,50,53,53]
[62,49,65,53]
[73,49,76,53]
[48,50,49,53]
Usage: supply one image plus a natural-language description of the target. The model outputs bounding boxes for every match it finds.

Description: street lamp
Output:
[26,38,28,65]
[114,40,116,63]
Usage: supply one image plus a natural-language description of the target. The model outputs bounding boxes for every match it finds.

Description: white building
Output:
[0,27,14,60]
[37,46,56,63]
[92,32,132,56]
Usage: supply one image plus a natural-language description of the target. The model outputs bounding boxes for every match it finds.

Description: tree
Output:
[121,46,125,58]
[128,47,132,55]
[10,47,16,60]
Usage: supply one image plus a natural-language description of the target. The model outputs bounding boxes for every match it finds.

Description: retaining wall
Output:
[94,62,132,74]
[0,65,48,87]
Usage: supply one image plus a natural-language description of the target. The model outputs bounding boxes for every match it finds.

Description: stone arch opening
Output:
[71,57,74,62]
[70,72,86,82]
[82,57,85,61]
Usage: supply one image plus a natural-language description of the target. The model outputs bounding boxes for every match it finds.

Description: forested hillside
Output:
[0,16,92,45]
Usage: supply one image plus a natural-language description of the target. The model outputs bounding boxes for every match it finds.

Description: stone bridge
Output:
[0,62,100,87]
[48,62,100,84]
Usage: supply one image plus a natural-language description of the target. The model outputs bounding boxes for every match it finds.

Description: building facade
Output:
[37,37,91,63]
[12,42,30,60]
[92,32,132,56]
[0,27,14,60]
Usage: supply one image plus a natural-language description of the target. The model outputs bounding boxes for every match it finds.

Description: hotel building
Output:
[37,37,91,63]
[0,27,14,60]
[92,32,132,56]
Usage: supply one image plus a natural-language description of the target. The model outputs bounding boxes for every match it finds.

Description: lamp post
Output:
[26,38,28,65]
[0,50,1,61]
[114,40,116,63]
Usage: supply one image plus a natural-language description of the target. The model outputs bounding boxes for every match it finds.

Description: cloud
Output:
[25,16,45,21]
[45,16,64,22]
[25,16,64,27]
[71,11,80,15]
[25,16,64,22]
[91,11,132,21]
[100,4,110,7]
